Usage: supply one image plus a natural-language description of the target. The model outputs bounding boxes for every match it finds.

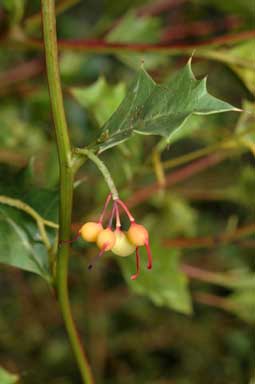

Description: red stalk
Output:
[131,247,141,280]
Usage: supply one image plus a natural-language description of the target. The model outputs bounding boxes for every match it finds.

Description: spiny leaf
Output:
[96,67,156,152]
[118,242,192,315]
[96,59,239,153]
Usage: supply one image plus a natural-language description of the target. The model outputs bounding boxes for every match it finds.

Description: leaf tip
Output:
[140,58,146,70]
[187,56,196,80]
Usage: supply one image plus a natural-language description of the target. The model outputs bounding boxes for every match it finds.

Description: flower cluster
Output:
[78,193,152,280]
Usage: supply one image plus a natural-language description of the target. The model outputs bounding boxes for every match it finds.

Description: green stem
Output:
[41,1,94,383]
[75,148,119,200]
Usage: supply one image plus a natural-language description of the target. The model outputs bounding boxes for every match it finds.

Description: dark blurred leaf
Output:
[0,367,19,384]
[236,100,255,145]
[197,0,252,19]
[2,0,25,24]
[70,77,126,126]
[22,188,59,223]
[118,241,192,314]
[96,59,238,153]
[0,104,46,152]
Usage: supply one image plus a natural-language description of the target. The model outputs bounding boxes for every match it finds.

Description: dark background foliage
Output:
[0,0,254,383]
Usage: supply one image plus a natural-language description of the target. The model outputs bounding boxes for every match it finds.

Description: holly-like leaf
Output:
[118,242,192,314]
[0,367,19,384]
[96,67,156,152]
[70,77,126,126]
[96,59,239,153]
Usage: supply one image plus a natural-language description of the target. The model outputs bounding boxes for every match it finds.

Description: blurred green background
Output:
[0,0,254,383]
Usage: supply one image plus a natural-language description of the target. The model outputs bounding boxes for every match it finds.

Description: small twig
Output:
[0,195,58,250]
[152,149,166,187]
[126,153,224,208]
[164,223,255,249]
[0,58,44,90]
[5,30,255,69]
[182,263,255,289]
[74,148,119,200]
[194,292,232,311]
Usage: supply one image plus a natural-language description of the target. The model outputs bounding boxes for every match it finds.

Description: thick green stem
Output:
[41,1,94,383]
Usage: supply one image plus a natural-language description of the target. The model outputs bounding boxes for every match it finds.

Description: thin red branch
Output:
[181,264,240,287]
[162,16,241,42]
[163,224,255,249]
[126,153,224,208]
[0,58,44,89]
[194,292,232,311]
[9,29,255,53]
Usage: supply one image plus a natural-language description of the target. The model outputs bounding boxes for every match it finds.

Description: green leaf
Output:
[107,11,161,44]
[236,100,255,145]
[0,176,58,281]
[0,205,51,281]
[117,242,192,314]
[228,289,255,324]
[106,11,165,70]
[70,77,126,126]
[96,66,156,152]
[218,41,255,95]
[0,104,46,153]
[2,0,25,24]
[0,366,19,384]
[96,59,238,153]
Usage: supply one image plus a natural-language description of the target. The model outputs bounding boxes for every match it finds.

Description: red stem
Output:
[14,30,255,53]
[107,203,117,228]
[145,241,153,270]
[99,193,112,224]
[117,199,135,222]
[126,154,224,208]
[59,230,81,245]
[131,247,141,280]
